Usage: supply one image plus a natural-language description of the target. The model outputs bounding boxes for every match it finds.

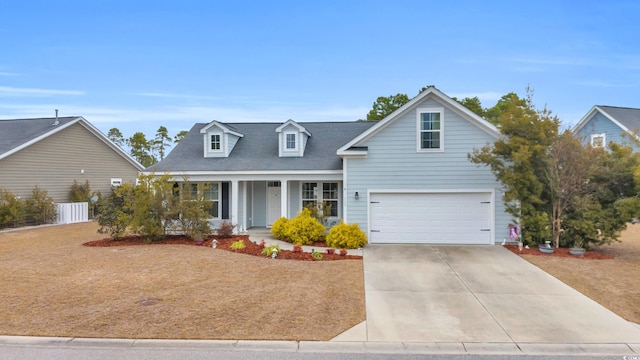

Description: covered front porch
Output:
[168,173,345,231]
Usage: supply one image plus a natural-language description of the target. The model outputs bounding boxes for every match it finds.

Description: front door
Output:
[267,183,281,227]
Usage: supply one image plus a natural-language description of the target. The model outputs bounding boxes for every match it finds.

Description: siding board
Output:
[0,123,139,202]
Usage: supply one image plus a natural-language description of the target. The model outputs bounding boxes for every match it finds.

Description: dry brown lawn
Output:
[523,223,640,324]
[0,222,365,340]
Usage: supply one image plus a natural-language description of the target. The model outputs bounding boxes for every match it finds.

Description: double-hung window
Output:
[285,133,297,150]
[203,183,220,218]
[210,134,221,151]
[181,182,220,219]
[590,133,605,148]
[417,108,443,151]
[301,182,339,217]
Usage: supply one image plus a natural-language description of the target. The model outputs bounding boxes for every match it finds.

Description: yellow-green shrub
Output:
[271,217,289,239]
[326,221,367,249]
[283,208,325,245]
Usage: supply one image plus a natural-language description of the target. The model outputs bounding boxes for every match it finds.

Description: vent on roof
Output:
[52,109,60,126]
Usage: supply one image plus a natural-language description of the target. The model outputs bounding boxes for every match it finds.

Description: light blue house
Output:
[573,105,640,149]
[147,87,510,245]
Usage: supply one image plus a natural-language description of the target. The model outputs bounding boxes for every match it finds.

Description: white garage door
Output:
[369,192,492,244]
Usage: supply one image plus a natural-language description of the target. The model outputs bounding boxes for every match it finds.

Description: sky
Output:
[1,0,639,146]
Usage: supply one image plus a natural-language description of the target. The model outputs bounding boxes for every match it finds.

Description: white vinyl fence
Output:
[56,202,89,224]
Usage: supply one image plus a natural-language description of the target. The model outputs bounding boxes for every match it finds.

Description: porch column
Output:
[231,180,239,233]
[241,181,247,230]
[280,180,288,218]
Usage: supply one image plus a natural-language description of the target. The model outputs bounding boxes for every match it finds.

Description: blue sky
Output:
[1,0,638,143]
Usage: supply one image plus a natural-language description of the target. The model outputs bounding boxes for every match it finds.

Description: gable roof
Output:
[199,120,245,138]
[573,105,640,135]
[148,121,376,173]
[337,87,500,155]
[275,119,311,136]
[0,116,144,170]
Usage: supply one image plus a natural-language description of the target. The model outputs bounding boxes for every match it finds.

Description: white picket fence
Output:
[56,202,89,224]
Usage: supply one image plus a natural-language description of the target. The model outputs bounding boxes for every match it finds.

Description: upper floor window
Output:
[591,133,605,148]
[210,134,221,151]
[417,108,443,151]
[285,133,297,150]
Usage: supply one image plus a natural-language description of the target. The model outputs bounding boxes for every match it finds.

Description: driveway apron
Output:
[363,244,640,343]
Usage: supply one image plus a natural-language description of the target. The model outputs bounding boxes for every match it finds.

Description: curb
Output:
[0,336,638,355]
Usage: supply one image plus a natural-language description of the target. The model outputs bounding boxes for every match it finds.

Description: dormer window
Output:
[210,134,221,151]
[276,120,311,157]
[200,121,244,158]
[285,133,297,150]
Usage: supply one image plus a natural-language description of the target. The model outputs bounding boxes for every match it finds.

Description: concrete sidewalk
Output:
[349,244,640,344]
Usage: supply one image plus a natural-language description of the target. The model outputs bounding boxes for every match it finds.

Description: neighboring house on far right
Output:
[573,105,640,149]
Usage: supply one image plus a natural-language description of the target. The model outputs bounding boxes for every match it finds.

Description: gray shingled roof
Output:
[599,106,640,131]
[148,121,376,172]
[0,116,79,156]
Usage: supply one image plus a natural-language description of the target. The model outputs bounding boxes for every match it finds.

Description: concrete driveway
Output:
[343,244,640,343]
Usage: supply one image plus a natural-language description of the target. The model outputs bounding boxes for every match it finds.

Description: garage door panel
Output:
[370,192,492,245]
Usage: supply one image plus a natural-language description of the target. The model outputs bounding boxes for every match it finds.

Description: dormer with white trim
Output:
[200,121,244,158]
[275,119,311,157]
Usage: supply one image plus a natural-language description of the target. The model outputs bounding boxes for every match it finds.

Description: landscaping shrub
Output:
[25,186,56,225]
[311,250,323,260]
[0,189,26,229]
[326,221,367,249]
[217,220,236,238]
[261,244,280,257]
[231,239,246,251]
[270,217,288,239]
[69,180,91,203]
[95,184,134,240]
[283,208,325,245]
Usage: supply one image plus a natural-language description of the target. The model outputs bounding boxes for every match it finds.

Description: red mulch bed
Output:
[504,245,613,259]
[84,235,362,261]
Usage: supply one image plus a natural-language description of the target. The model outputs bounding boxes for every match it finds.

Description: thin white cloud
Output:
[0,102,368,138]
[132,92,222,101]
[0,72,21,76]
[0,86,84,97]
[572,80,640,88]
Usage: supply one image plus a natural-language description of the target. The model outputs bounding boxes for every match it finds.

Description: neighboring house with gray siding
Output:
[147,87,511,244]
[573,105,640,150]
[0,116,143,202]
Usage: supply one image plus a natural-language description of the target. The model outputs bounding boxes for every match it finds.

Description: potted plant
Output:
[538,240,555,254]
[569,240,586,256]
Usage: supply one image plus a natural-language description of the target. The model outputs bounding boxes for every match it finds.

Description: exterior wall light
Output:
[355,191,359,200]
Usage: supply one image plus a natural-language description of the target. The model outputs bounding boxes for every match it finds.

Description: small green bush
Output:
[311,251,323,260]
[25,186,56,225]
[69,180,91,203]
[270,217,288,239]
[231,239,246,251]
[0,189,26,229]
[261,244,281,257]
[283,208,325,245]
[326,221,367,249]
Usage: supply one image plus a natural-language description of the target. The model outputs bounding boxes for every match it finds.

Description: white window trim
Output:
[416,107,444,152]
[300,181,341,218]
[590,133,606,148]
[183,182,222,220]
[284,131,298,151]
[209,133,223,152]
